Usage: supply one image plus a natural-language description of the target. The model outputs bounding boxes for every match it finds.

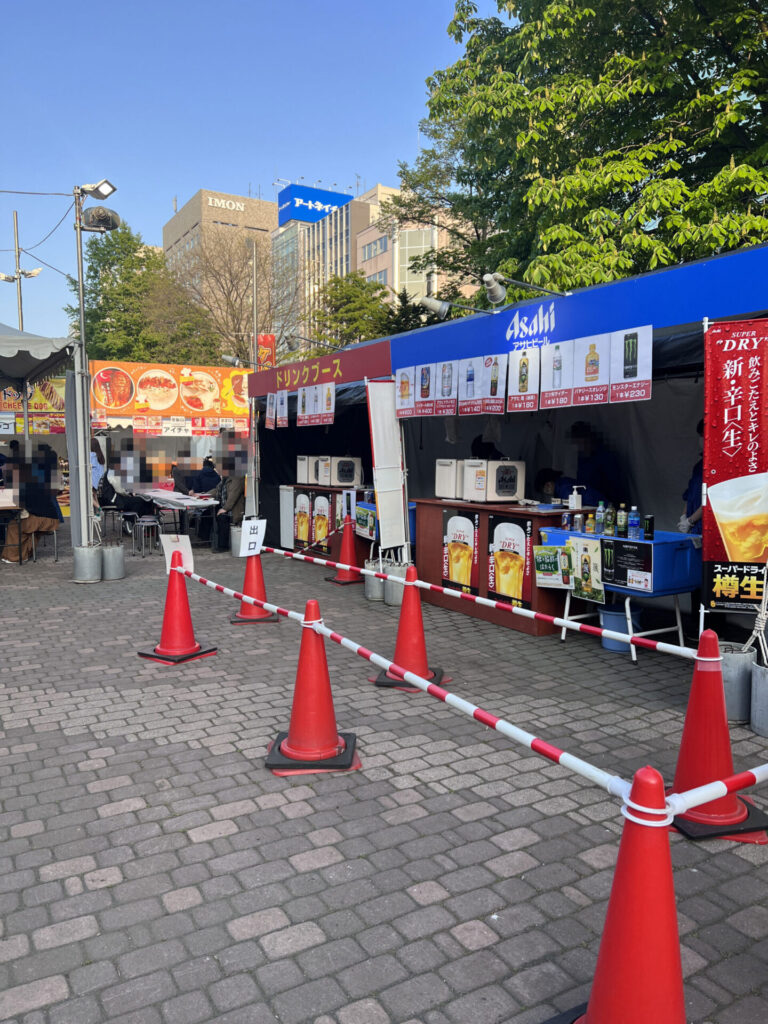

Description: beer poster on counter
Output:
[488,517,533,607]
[415,364,436,416]
[568,537,605,604]
[442,511,480,595]
[573,333,611,406]
[265,393,276,430]
[703,318,768,609]
[395,367,416,418]
[435,360,458,415]
[312,492,332,554]
[609,324,652,403]
[294,491,311,549]
[276,390,288,428]
[601,538,653,591]
[533,545,573,589]
[540,339,574,409]
[507,347,540,412]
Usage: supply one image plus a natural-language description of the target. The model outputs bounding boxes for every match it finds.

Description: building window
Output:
[367,269,387,285]
[362,236,388,262]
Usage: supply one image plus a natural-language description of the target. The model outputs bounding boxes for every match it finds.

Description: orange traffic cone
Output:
[543,766,686,1024]
[326,515,363,585]
[138,550,217,665]
[668,629,768,843]
[371,566,449,691]
[231,553,279,624]
[265,599,361,775]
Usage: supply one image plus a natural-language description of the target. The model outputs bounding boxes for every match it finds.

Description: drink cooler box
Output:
[356,502,416,544]
[539,528,701,595]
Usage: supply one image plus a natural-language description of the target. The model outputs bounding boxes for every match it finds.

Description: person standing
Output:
[679,418,704,536]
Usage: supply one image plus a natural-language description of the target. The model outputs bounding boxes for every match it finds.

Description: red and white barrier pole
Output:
[668,762,768,817]
[262,546,697,661]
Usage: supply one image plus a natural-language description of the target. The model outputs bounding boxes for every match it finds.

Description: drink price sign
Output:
[609,324,652,403]
[540,340,574,409]
[573,333,611,405]
[507,347,540,411]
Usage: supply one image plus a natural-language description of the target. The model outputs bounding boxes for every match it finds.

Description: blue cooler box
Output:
[356,501,416,543]
[539,527,701,595]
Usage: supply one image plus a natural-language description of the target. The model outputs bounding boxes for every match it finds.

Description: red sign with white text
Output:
[703,319,768,608]
[252,340,391,396]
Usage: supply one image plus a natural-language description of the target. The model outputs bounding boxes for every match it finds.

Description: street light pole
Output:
[246,238,259,518]
[13,211,23,331]
[72,185,93,549]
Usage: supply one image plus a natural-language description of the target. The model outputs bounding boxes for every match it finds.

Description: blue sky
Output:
[1,0,506,339]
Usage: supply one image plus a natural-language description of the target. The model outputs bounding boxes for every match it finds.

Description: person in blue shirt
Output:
[679,419,704,535]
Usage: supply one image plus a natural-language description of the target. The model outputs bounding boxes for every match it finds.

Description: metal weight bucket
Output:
[364,559,385,601]
[384,562,411,607]
[72,544,103,584]
[101,542,125,581]
[721,645,756,723]
[750,662,768,737]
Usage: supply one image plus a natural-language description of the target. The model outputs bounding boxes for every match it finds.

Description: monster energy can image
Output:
[602,539,615,582]
[623,331,638,378]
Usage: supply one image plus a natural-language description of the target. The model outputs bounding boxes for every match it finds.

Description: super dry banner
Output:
[703,319,768,609]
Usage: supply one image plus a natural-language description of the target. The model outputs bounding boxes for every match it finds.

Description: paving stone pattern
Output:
[0,530,767,1023]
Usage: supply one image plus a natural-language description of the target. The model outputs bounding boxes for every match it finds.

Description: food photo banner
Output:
[702,318,768,610]
[89,361,252,433]
[0,377,67,434]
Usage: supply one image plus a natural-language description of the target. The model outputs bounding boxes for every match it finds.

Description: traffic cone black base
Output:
[673,796,768,844]
[265,732,361,776]
[230,610,280,624]
[325,574,363,586]
[373,666,447,693]
[539,1003,587,1024]
[138,644,217,666]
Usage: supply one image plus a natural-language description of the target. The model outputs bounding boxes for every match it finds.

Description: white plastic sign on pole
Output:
[239,517,267,557]
[160,534,194,575]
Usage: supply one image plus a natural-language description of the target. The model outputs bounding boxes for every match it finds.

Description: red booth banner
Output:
[703,318,768,608]
[249,340,391,397]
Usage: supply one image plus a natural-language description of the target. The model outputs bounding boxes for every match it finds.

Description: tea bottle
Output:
[519,351,529,393]
[616,502,628,538]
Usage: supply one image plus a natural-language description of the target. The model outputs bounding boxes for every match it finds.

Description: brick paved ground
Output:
[1,524,767,1024]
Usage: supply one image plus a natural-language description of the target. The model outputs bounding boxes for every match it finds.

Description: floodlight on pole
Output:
[417,296,495,321]
[483,271,571,302]
[81,179,117,200]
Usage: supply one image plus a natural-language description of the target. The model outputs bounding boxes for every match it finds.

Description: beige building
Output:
[163,189,277,273]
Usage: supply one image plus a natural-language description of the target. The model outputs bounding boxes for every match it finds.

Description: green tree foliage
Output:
[66,223,221,364]
[390,0,768,294]
[310,272,390,346]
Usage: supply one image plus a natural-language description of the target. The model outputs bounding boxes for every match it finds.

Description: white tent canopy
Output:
[0,321,73,391]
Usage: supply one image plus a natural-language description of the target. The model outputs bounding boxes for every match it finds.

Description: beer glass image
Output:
[490,523,526,600]
[707,472,768,563]
[445,515,475,587]
[313,496,330,544]
[295,493,310,544]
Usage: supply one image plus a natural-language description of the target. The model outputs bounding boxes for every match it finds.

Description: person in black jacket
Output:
[1,462,60,564]
[171,456,220,495]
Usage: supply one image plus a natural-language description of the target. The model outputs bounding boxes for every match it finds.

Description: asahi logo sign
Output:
[207,197,245,213]
[506,302,556,347]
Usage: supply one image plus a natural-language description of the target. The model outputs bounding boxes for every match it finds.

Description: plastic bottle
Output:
[603,501,616,536]
[628,505,641,540]
[466,364,475,398]
[519,351,529,393]
[585,343,599,382]
[441,363,452,397]
[616,502,628,538]
[585,513,596,534]
[490,357,499,396]
[552,345,562,389]
[595,500,605,535]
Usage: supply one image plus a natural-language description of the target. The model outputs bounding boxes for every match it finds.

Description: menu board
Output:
[90,361,252,420]
[573,333,611,406]
[609,324,652,403]
[297,384,335,426]
[568,537,605,604]
[540,339,574,409]
[487,515,533,607]
[442,510,479,594]
[507,348,540,412]
[601,537,653,591]
[395,355,506,418]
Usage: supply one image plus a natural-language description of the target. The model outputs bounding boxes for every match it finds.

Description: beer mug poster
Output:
[488,519,533,606]
[507,346,540,412]
[238,518,266,557]
[540,338,574,410]
[572,333,611,406]
[533,545,573,590]
[415,363,436,416]
[294,492,311,549]
[395,367,416,418]
[609,324,653,403]
[569,537,605,604]
[442,512,479,594]
[313,495,331,553]
[703,319,768,609]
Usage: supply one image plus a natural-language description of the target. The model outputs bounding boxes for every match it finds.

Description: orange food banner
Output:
[89,361,253,422]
